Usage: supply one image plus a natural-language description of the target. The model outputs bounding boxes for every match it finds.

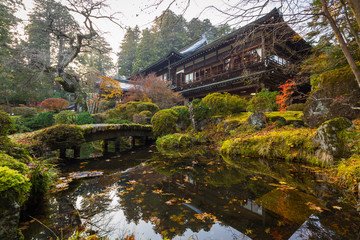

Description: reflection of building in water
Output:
[241,199,263,216]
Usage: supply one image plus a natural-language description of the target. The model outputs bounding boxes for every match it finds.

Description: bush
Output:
[0,153,29,175]
[139,110,152,117]
[35,124,85,150]
[27,164,53,203]
[105,119,134,124]
[192,100,210,122]
[0,110,15,136]
[138,102,160,114]
[106,105,127,119]
[171,106,190,129]
[247,89,279,113]
[287,103,306,112]
[0,166,31,205]
[156,133,192,149]
[26,112,55,130]
[151,109,178,137]
[40,98,69,112]
[76,112,95,125]
[12,107,37,117]
[133,113,146,124]
[55,110,77,124]
[202,92,247,115]
[92,112,108,123]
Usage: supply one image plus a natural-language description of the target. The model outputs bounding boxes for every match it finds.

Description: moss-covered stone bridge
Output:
[72,124,153,158]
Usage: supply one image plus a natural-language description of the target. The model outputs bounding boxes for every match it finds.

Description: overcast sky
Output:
[15,0,277,61]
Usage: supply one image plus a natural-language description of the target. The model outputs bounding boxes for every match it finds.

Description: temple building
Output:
[138,8,311,101]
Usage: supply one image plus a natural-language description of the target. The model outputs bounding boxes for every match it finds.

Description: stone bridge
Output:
[65,124,153,158]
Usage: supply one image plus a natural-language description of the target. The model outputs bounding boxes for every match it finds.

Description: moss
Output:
[0,166,31,205]
[0,153,29,175]
[139,110,152,117]
[55,110,77,124]
[220,128,318,164]
[171,106,190,130]
[336,155,360,189]
[35,124,85,150]
[151,109,178,137]
[156,133,192,149]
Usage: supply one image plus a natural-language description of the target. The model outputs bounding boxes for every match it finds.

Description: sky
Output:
[15,0,277,61]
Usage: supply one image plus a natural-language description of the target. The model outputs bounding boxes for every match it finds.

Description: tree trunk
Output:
[321,0,360,88]
[346,0,360,28]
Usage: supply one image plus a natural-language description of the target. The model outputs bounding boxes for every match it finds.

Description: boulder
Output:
[247,112,267,130]
[286,120,305,128]
[269,116,286,126]
[303,65,360,128]
[313,117,353,162]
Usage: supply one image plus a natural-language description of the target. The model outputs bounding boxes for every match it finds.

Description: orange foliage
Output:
[276,79,295,111]
[126,73,183,109]
[98,76,123,100]
[40,98,69,112]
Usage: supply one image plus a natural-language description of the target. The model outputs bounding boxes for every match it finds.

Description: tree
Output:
[117,26,140,77]
[98,76,123,101]
[133,28,158,74]
[126,73,183,109]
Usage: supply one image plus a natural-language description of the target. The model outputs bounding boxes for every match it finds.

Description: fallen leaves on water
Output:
[332,205,342,210]
[306,202,323,212]
[194,212,219,223]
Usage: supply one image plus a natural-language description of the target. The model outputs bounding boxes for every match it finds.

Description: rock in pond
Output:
[69,171,103,179]
[247,112,267,130]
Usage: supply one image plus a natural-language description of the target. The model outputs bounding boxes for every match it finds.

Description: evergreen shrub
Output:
[55,110,77,124]
[247,89,279,113]
[151,109,178,137]
[13,107,37,117]
[76,111,95,125]
[171,106,190,129]
[0,110,15,136]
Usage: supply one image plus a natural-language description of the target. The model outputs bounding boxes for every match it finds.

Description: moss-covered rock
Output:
[156,133,192,149]
[171,106,190,130]
[221,128,318,163]
[313,117,353,161]
[269,116,286,126]
[285,119,305,128]
[151,109,178,137]
[304,65,360,128]
[247,112,267,130]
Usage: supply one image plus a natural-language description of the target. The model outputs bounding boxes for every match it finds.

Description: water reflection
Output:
[21,149,360,240]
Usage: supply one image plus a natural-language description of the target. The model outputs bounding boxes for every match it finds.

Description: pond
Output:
[20,147,360,240]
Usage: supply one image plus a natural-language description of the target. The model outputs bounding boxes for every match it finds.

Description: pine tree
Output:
[117,26,140,77]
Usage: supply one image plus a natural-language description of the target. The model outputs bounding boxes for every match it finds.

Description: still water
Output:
[20,147,360,239]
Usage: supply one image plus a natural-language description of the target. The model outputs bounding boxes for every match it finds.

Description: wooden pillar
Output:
[73,146,81,159]
[102,140,109,153]
[59,149,66,159]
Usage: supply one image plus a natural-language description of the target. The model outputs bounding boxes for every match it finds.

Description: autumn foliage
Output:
[126,73,183,109]
[40,98,69,112]
[276,79,295,111]
[98,76,123,100]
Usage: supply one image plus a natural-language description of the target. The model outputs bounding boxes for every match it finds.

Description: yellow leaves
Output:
[165,198,176,205]
[306,202,323,212]
[332,205,342,210]
[152,189,163,194]
[98,75,123,100]
[265,228,271,234]
[194,212,219,223]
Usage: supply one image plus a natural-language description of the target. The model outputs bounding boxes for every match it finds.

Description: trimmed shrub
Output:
[138,102,160,114]
[202,92,247,115]
[27,112,55,130]
[0,166,31,205]
[151,109,178,137]
[105,119,134,124]
[106,105,127,119]
[40,98,69,112]
[55,110,77,124]
[12,107,37,117]
[35,124,85,150]
[0,110,15,136]
[133,113,146,124]
[139,110,152,117]
[287,103,306,112]
[92,112,108,123]
[76,111,95,125]
[247,89,279,113]
[171,106,190,129]
[156,133,192,149]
